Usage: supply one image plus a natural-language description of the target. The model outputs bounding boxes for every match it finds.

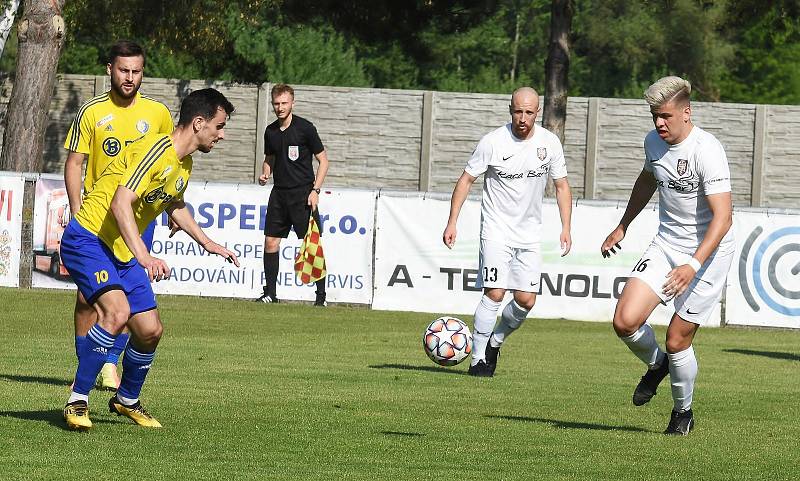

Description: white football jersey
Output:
[465,123,567,248]
[643,125,735,255]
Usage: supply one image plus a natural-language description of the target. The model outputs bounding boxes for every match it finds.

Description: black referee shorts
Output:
[264,185,322,238]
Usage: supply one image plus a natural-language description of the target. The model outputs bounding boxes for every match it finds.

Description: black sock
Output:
[264,251,279,297]
[315,277,326,296]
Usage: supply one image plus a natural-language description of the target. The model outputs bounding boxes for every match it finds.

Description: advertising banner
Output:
[0,175,25,287]
[726,211,800,328]
[372,194,716,326]
[150,183,375,304]
[32,176,73,289]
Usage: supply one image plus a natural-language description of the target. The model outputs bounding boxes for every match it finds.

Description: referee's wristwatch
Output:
[312,188,321,194]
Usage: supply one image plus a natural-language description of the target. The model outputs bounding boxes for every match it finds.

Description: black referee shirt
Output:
[264,115,324,189]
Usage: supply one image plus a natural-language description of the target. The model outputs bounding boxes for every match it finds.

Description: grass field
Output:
[1,287,799,480]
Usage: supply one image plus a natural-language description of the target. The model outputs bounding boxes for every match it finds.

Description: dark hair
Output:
[177,88,235,126]
[271,83,294,99]
[108,40,145,66]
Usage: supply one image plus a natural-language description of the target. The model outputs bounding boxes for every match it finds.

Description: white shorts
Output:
[477,239,541,292]
[629,239,734,325]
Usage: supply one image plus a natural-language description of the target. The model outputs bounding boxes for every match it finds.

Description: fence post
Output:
[419,91,434,192]
[751,104,767,207]
[254,82,270,183]
[583,97,600,199]
[93,75,105,96]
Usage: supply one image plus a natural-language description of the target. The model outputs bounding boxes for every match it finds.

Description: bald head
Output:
[509,87,540,139]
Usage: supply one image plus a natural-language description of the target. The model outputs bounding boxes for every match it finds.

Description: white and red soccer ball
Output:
[423,316,473,366]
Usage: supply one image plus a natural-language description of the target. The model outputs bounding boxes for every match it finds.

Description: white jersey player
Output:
[443,87,573,377]
[600,76,734,435]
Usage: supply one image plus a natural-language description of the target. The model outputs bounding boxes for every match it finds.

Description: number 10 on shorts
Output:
[94,270,109,284]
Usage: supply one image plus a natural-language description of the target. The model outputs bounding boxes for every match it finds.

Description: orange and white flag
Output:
[294,215,326,283]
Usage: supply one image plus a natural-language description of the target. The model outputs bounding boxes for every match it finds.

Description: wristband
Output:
[312,188,321,194]
[687,257,702,273]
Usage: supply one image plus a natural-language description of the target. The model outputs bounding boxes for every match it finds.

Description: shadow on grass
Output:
[486,414,651,433]
[368,364,469,376]
[723,349,800,362]
[0,409,118,430]
[381,431,425,437]
[0,374,71,387]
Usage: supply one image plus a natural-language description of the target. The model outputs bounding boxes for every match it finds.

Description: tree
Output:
[542,0,573,144]
[0,0,20,59]
[0,0,65,172]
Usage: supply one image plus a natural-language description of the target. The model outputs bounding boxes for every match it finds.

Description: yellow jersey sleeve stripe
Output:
[124,136,172,191]
[67,94,110,152]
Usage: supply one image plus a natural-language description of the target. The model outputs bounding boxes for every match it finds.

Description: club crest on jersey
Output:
[288,145,299,161]
[102,137,121,156]
[537,147,547,161]
[143,185,174,205]
[136,120,150,134]
[175,176,185,192]
[677,159,688,176]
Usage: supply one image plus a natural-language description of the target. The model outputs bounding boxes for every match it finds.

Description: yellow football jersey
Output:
[75,134,193,262]
[64,91,174,194]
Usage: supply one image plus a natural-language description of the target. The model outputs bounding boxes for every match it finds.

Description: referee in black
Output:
[256,83,330,306]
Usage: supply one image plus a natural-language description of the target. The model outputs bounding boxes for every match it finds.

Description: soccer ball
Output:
[422,316,473,366]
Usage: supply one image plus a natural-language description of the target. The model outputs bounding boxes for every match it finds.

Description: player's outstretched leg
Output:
[468,295,500,377]
[110,345,161,427]
[619,322,668,406]
[64,323,118,430]
[632,350,669,406]
[663,345,697,435]
[486,299,531,376]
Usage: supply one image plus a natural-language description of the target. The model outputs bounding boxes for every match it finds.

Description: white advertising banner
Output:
[726,211,800,328]
[0,175,25,287]
[372,194,716,326]
[150,183,375,304]
[32,176,74,289]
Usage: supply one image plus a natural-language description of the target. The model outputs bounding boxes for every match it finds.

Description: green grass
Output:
[0,287,799,480]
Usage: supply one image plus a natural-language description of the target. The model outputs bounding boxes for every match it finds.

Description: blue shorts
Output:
[60,220,157,314]
[141,220,156,252]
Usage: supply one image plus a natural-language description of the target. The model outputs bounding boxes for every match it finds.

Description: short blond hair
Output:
[644,76,691,107]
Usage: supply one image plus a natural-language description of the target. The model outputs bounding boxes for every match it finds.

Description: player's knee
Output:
[135,324,163,348]
[665,337,690,354]
[612,311,637,337]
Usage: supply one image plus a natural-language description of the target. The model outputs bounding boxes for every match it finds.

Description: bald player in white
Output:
[601,76,734,435]
[443,86,573,377]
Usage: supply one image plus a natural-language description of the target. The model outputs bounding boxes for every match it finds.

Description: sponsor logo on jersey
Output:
[677,158,688,176]
[288,145,299,161]
[136,120,150,134]
[96,114,113,128]
[143,185,174,204]
[496,165,549,179]
[502,154,513,161]
[175,176,185,192]
[102,137,122,156]
[537,147,547,161]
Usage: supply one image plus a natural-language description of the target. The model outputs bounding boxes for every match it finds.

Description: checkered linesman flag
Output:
[294,215,327,283]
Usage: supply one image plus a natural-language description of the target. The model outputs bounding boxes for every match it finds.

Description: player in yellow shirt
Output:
[61,88,238,430]
[63,40,174,389]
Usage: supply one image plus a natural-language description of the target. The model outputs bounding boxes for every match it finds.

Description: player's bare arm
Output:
[308,149,329,210]
[443,171,477,249]
[258,154,274,186]
[553,176,573,256]
[601,168,658,257]
[166,200,240,267]
[662,191,732,297]
[64,151,87,217]
[110,186,169,282]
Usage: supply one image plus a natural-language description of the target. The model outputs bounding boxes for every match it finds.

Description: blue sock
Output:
[107,332,129,365]
[75,336,87,360]
[118,346,156,401]
[73,324,116,395]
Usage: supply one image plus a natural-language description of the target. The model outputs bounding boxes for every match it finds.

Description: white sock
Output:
[116,393,138,406]
[471,295,501,366]
[491,300,530,347]
[668,346,697,412]
[67,392,89,404]
[620,324,664,369]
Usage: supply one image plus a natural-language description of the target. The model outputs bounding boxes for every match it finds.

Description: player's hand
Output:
[663,264,696,298]
[443,224,457,249]
[601,226,625,258]
[204,240,240,267]
[560,229,572,257]
[258,174,269,186]
[167,216,182,238]
[308,190,319,211]
[139,254,170,282]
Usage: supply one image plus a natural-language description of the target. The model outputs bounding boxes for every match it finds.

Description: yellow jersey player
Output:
[63,40,173,390]
[61,88,238,430]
